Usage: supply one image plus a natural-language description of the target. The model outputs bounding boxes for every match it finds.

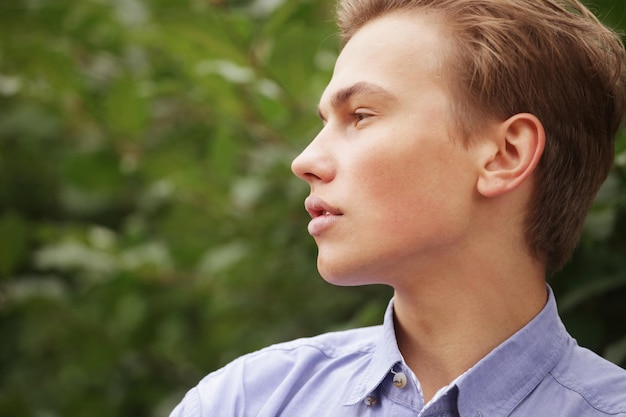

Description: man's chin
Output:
[317,262,379,288]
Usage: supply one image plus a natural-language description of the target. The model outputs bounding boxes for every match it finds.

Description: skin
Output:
[291,11,548,403]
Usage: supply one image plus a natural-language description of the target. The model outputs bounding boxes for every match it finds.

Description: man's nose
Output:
[290,130,336,184]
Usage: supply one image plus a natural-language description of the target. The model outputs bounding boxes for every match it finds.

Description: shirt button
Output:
[393,372,408,389]
[364,396,377,406]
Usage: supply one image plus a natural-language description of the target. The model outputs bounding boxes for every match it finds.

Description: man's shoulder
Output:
[169,326,382,417]
[249,324,380,360]
[216,324,380,382]
[545,341,626,415]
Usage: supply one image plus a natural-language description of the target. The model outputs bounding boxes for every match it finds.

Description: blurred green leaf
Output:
[103,76,148,137]
[0,211,29,279]
[558,273,626,313]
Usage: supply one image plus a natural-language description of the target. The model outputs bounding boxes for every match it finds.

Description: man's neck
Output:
[391,255,547,403]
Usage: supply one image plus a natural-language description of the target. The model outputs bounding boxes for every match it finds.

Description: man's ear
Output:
[477,113,545,198]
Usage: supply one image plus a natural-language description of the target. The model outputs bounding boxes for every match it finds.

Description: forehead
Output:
[321,11,450,105]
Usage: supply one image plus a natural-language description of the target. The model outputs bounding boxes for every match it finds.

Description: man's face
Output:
[291,11,482,288]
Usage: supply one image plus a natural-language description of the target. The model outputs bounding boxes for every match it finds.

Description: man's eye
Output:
[352,112,372,125]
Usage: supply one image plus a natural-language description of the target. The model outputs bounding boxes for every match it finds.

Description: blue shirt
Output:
[170,288,626,416]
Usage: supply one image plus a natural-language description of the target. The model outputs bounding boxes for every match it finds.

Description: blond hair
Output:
[337,0,626,271]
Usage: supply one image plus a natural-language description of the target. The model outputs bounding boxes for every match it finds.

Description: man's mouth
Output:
[305,195,343,219]
[304,195,343,236]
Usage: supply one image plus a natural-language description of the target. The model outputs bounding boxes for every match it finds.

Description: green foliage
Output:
[0,0,625,415]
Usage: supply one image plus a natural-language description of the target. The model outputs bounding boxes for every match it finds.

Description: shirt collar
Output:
[344,285,570,415]
[344,298,403,405]
[456,285,569,416]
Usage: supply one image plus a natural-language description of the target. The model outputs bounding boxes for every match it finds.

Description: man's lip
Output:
[304,195,343,219]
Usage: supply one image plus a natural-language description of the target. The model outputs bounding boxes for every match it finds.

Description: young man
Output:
[171,0,626,416]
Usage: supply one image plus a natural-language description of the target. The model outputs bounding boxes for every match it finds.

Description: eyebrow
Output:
[318,81,397,119]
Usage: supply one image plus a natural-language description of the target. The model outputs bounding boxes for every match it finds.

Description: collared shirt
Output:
[170,288,626,417]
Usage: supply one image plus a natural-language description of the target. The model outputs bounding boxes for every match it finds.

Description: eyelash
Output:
[318,110,373,126]
[351,111,372,125]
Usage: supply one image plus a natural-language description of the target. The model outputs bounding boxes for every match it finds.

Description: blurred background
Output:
[0,0,625,415]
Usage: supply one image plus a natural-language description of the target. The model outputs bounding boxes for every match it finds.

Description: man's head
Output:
[292,12,492,285]
[336,0,625,272]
